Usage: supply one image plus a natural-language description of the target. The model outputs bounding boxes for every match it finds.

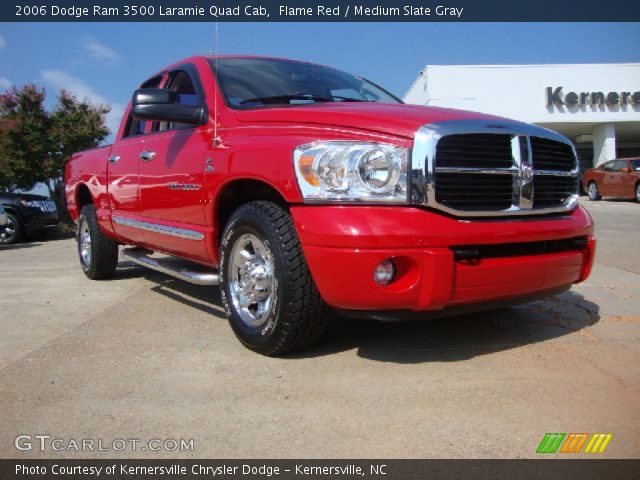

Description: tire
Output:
[587,181,601,201]
[0,213,23,245]
[219,201,327,355]
[636,183,640,203]
[77,204,118,280]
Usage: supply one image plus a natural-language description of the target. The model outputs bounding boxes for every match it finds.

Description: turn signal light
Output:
[297,154,319,187]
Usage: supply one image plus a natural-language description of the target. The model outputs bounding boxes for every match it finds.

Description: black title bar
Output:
[2,459,640,480]
[2,0,640,22]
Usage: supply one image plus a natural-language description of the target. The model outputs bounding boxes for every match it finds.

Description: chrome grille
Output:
[411,120,580,217]
[37,200,57,212]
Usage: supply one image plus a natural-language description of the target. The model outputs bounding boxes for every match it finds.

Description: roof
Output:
[146,54,336,80]
[420,62,640,70]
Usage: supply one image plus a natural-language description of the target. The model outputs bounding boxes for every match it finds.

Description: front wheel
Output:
[636,183,640,203]
[219,201,327,355]
[588,181,601,201]
[77,204,119,279]
[0,213,23,245]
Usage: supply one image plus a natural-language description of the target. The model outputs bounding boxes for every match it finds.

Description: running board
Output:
[121,247,219,286]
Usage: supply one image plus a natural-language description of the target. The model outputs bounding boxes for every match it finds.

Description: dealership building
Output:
[403,63,640,170]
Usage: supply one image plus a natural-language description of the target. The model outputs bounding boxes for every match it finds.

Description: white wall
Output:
[404,64,640,124]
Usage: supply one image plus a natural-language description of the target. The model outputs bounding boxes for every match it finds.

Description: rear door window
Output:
[612,160,628,172]
[122,75,163,139]
[152,70,201,132]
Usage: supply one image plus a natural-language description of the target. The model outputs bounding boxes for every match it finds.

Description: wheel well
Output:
[3,206,20,221]
[76,184,93,209]
[216,180,287,235]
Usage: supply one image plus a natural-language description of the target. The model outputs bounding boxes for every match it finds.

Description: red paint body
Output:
[65,56,595,314]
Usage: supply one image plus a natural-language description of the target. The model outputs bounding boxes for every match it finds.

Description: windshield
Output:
[630,159,640,171]
[209,58,402,108]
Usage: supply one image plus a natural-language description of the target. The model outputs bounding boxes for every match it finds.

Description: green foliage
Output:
[0,84,110,217]
[48,90,110,182]
[0,85,50,191]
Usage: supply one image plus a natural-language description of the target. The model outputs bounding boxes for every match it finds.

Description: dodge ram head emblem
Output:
[518,155,535,209]
[521,163,534,181]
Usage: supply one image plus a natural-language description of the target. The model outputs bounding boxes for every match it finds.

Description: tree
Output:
[0,85,50,192]
[0,85,110,220]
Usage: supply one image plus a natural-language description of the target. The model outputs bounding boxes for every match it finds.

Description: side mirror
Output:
[130,88,207,125]
[620,167,630,173]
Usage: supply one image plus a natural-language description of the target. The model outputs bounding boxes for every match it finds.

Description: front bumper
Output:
[291,205,595,313]
[23,210,59,234]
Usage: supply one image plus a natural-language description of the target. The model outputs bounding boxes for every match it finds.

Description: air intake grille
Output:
[531,137,576,171]
[533,176,579,208]
[435,173,513,211]
[37,200,57,212]
[436,134,513,168]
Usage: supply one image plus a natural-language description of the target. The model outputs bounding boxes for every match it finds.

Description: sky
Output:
[0,21,639,195]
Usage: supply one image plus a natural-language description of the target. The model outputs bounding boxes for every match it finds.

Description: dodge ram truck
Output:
[65,56,596,355]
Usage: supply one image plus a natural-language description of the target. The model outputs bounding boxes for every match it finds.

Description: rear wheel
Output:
[220,201,327,355]
[588,181,601,201]
[77,204,118,279]
[0,213,23,245]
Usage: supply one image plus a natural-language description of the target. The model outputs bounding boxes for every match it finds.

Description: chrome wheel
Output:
[588,182,599,200]
[79,219,92,269]
[228,233,275,327]
[0,216,16,243]
[636,184,640,202]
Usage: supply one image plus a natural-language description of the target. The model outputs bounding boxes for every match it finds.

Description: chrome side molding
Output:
[112,216,205,240]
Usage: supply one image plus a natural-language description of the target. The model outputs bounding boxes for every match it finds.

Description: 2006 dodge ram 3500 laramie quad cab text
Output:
[65,56,596,355]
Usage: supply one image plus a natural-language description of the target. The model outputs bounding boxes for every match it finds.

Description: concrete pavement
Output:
[0,199,638,458]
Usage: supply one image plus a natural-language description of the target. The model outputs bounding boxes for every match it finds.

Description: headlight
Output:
[19,200,39,208]
[294,141,408,202]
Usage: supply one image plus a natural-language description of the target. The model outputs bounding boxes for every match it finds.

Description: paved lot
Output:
[0,199,639,459]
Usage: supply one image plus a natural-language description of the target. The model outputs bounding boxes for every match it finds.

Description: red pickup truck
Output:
[65,56,595,355]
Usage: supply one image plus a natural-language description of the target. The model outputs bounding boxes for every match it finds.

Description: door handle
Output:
[139,150,156,162]
[108,155,120,164]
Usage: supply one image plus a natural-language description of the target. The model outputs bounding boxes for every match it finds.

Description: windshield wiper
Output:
[331,95,372,102]
[239,93,375,105]
[239,94,332,105]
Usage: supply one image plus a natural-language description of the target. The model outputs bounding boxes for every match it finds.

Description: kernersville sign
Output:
[547,86,640,107]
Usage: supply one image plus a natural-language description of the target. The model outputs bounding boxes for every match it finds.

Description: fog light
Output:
[373,259,395,285]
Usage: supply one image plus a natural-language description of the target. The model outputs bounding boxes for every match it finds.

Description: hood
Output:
[0,192,50,201]
[232,102,511,139]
